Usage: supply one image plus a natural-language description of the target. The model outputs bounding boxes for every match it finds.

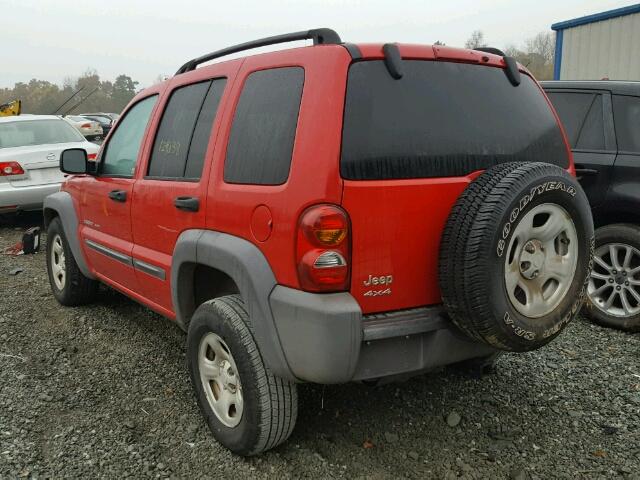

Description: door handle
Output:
[574,165,598,177]
[174,196,199,212]
[108,190,127,202]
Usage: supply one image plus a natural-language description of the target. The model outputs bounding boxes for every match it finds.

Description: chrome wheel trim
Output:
[504,203,579,318]
[588,243,640,318]
[198,332,243,428]
[50,234,66,291]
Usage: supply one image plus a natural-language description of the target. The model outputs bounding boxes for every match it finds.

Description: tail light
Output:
[0,162,25,176]
[81,123,91,128]
[87,153,97,161]
[296,204,351,292]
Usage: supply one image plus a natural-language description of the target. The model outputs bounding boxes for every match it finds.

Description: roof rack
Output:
[176,28,342,75]
[474,47,506,57]
[473,47,521,87]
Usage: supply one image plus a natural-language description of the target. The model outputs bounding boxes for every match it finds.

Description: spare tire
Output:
[439,162,594,352]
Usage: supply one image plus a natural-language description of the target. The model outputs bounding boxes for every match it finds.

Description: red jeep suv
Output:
[44,28,593,455]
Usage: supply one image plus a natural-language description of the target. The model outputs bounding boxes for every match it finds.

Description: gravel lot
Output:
[1,215,639,479]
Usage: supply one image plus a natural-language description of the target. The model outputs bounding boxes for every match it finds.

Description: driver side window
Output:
[101,95,157,177]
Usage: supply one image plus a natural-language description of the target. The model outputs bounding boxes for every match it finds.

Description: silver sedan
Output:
[0,115,99,213]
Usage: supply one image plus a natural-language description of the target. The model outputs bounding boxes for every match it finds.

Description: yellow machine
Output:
[0,100,21,117]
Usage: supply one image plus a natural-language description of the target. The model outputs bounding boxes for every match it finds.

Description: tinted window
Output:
[546,92,605,150]
[613,95,640,153]
[341,61,569,180]
[224,67,304,185]
[575,94,605,150]
[102,95,157,176]
[148,79,225,179]
[185,79,226,179]
[0,119,83,148]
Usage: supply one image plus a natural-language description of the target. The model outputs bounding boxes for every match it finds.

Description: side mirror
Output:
[60,148,88,174]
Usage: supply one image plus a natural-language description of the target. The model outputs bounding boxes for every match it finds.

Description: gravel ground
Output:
[1,215,639,479]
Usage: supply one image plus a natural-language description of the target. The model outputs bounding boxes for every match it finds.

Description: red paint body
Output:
[62,42,574,317]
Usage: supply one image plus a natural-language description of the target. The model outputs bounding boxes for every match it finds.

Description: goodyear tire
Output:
[439,162,594,351]
[187,295,298,455]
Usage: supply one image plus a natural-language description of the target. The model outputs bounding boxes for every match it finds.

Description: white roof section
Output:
[0,114,63,123]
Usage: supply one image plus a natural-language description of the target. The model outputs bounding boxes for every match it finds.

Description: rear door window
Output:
[224,67,304,185]
[341,61,569,180]
[546,92,606,150]
[613,95,640,154]
[147,79,226,180]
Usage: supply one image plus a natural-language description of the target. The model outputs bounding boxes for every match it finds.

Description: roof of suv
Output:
[541,80,640,96]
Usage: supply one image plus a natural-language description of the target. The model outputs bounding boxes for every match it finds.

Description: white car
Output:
[0,115,99,213]
[63,115,103,141]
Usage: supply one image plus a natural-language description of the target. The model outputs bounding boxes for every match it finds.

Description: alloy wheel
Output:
[588,243,640,317]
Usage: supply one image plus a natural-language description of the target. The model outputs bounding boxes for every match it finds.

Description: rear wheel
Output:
[584,224,640,332]
[439,162,594,351]
[187,295,298,455]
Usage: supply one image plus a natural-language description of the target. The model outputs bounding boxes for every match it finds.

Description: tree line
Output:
[0,70,139,115]
[464,30,555,80]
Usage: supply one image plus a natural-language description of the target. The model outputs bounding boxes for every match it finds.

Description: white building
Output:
[552,4,640,80]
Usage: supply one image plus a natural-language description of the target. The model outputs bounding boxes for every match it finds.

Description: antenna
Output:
[51,86,86,115]
[60,87,99,116]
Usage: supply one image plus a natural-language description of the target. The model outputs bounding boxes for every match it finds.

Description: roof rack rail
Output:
[474,47,506,56]
[176,28,342,75]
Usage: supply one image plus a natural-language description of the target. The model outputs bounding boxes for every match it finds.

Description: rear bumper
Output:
[269,286,496,384]
[0,182,61,212]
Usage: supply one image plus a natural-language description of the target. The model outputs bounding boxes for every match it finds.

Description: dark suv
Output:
[542,81,640,332]
[44,29,593,455]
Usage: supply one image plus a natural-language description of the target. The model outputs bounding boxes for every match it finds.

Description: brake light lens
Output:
[87,153,97,161]
[0,162,25,176]
[296,205,350,292]
[81,123,91,128]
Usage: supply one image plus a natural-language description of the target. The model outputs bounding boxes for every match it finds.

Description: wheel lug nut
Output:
[613,270,617,274]
[616,286,621,291]
[608,278,614,283]
[623,271,627,276]
[625,281,629,286]
[525,244,535,254]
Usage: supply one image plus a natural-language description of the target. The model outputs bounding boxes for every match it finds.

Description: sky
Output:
[0,0,634,89]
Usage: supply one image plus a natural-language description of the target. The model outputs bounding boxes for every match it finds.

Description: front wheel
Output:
[187,295,298,455]
[46,217,98,306]
[584,224,640,332]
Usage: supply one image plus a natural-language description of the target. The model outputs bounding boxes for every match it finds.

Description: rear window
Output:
[0,119,84,148]
[341,61,569,180]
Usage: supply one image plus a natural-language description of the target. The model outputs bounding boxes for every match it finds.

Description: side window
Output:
[546,92,605,150]
[613,95,640,154]
[224,67,304,185]
[147,78,226,179]
[101,95,157,177]
[575,94,605,150]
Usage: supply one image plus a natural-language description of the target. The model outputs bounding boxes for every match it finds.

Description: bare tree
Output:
[464,30,487,49]
[525,32,555,64]
[434,40,446,46]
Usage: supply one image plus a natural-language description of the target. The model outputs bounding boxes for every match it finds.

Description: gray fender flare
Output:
[171,230,294,381]
[43,191,95,279]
